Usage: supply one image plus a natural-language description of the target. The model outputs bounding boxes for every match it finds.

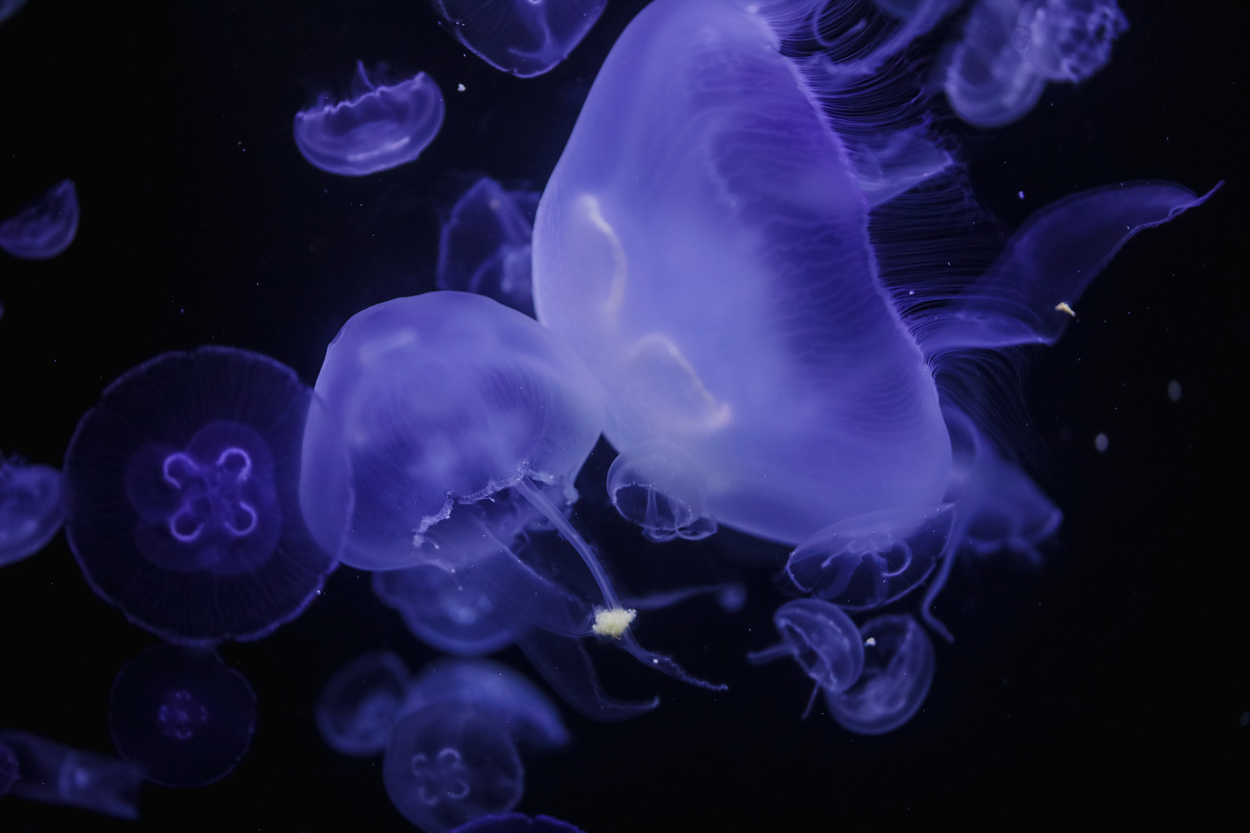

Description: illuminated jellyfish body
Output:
[0,179,79,260]
[109,643,257,787]
[0,457,65,567]
[429,0,607,78]
[304,291,722,720]
[438,177,542,316]
[748,599,865,716]
[63,346,350,644]
[316,651,412,757]
[375,565,514,657]
[942,0,1129,128]
[825,613,935,734]
[294,62,444,176]
[0,740,18,797]
[0,730,145,819]
[450,814,586,833]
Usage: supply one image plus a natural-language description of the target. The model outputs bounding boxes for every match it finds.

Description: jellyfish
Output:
[824,613,935,734]
[809,0,964,78]
[606,440,717,542]
[294,62,444,177]
[437,177,542,316]
[0,456,65,568]
[747,599,865,716]
[0,0,25,26]
[450,814,587,833]
[0,740,18,797]
[63,346,351,644]
[0,179,79,260]
[941,0,1129,128]
[374,564,514,657]
[316,650,412,757]
[108,643,257,787]
[429,0,608,78]
[0,730,145,820]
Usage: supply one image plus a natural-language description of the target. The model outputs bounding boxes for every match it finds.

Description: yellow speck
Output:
[1055,302,1076,317]
[592,607,636,639]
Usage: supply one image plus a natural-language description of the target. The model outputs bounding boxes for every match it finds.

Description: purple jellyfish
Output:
[0,729,145,820]
[748,599,865,716]
[0,456,65,568]
[0,179,79,260]
[374,564,514,657]
[315,650,412,757]
[825,613,935,734]
[429,0,607,78]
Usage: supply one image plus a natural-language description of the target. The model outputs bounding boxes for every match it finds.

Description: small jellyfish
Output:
[0,740,18,797]
[429,0,608,78]
[825,613,935,735]
[0,456,66,568]
[1167,380,1182,402]
[0,0,26,26]
[294,62,444,177]
[109,643,257,787]
[0,729,145,819]
[374,564,514,657]
[449,814,587,833]
[316,650,412,757]
[1094,432,1109,453]
[0,180,79,260]
[606,440,717,542]
[747,599,865,716]
[437,177,541,316]
[63,346,350,644]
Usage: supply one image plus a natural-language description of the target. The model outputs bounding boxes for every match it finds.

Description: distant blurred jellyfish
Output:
[109,643,257,787]
[0,740,18,797]
[374,565,514,657]
[748,599,865,715]
[0,180,79,260]
[63,346,350,644]
[316,650,412,757]
[0,729,145,819]
[825,614,935,734]
[438,177,541,316]
[294,62,444,176]
[450,813,587,833]
[429,0,607,78]
[0,0,26,26]
[0,457,65,568]
[942,0,1129,127]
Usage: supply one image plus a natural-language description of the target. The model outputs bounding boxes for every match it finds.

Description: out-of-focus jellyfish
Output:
[748,599,865,715]
[316,650,412,757]
[0,456,65,567]
[825,613,935,734]
[941,0,1129,128]
[0,0,26,26]
[0,180,79,260]
[374,565,514,657]
[437,177,541,316]
[294,62,444,176]
[0,740,18,797]
[109,643,257,787]
[429,0,607,78]
[63,346,350,644]
[0,730,145,820]
[304,291,723,721]
[450,813,587,833]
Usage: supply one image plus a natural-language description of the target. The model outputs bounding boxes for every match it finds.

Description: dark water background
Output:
[0,0,1242,827]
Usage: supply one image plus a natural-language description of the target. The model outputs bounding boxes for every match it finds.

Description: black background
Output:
[0,0,1243,829]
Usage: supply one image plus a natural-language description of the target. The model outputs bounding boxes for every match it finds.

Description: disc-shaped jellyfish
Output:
[438,177,541,316]
[294,62,444,177]
[0,457,65,568]
[0,179,79,260]
[450,814,587,833]
[0,740,18,797]
[824,613,935,734]
[429,0,607,78]
[374,565,514,657]
[0,729,145,820]
[63,346,350,644]
[747,599,865,715]
[316,650,412,757]
[109,643,257,787]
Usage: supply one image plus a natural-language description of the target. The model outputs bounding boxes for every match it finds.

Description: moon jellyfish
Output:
[316,650,412,757]
[450,814,586,833]
[606,440,716,542]
[63,346,350,644]
[0,457,65,568]
[294,62,444,176]
[0,179,79,260]
[0,0,25,27]
[429,0,607,78]
[748,599,865,716]
[0,740,18,797]
[109,643,257,787]
[0,730,145,820]
[942,0,1129,128]
[824,613,935,734]
[374,565,514,657]
[437,177,541,316]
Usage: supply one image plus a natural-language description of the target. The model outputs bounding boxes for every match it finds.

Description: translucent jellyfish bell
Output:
[0,457,66,567]
[747,599,865,715]
[294,62,444,176]
[0,0,27,26]
[606,440,717,542]
[825,613,935,734]
[429,0,608,78]
[450,814,587,833]
[0,730,145,819]
[108,643,257,787]
[0,739,18,797]
[63,346,350,644]
[316,650,412,757]
[0,179,79,260]
[374,565,514,657]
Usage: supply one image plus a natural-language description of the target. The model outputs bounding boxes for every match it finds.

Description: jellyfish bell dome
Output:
[0,457,66,567]
[0,179,79,260]
[429,0,608,78]
[747,599,865,704]
[108,643,257,787]
[374,564,515,657]
[825,613,935,735]
[450,814,587,833]
[63,345,350,644]
[315,650,412,757]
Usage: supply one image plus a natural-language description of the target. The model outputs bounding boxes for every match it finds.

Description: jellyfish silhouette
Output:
[374,564,514,657]
[942,0,1129,128]
[450,814,587,833]
[0,0,25,26]
[109,643,257,787]
[824,613,935,734]
[0,179,79,260]
[0,740,18,797]
[0,457,65,568]
[294,61,444,176]
[429,0,607,78]
[438,177,541,316]
[0,730,145,819]
[316,650,412,757]
[748,599,865,716]
[63,346,350,644]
